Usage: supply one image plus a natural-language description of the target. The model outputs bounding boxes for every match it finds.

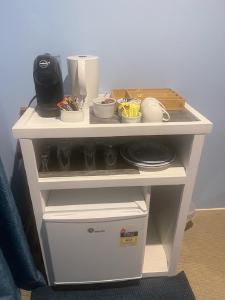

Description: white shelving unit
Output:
[12,103,212,285]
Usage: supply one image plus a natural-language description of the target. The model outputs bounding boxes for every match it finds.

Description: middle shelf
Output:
[38,162,186,190]
[34,134,193,190]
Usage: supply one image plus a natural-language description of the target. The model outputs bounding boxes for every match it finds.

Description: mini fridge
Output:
[43,187,149,284]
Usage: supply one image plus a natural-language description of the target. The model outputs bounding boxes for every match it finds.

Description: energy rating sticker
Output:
[120,228,138,246]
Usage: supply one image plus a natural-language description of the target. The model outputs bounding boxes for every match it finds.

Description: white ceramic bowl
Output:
[60,110,84,122]
[121,112,142,123]
[93,98,116,118]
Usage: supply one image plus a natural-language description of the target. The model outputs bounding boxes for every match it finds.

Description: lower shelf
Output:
[142,218,169,277]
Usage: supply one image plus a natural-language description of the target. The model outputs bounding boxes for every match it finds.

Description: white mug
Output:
[141,98,170,122]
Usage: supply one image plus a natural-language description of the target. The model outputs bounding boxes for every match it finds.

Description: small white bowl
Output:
[60,110,84,122]
[93,98,116,118]
[121,112,142,123]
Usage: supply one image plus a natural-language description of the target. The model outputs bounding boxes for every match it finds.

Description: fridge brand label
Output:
[120,229,138,246]
[88,228,105,233]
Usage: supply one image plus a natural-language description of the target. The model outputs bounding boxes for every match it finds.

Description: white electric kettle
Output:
[67,55,99,106]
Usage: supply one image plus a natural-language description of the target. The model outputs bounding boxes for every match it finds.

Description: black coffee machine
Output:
[33,53,64,117]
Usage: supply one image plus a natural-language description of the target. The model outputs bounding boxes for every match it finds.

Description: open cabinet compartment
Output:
[40,185,183,279]
[32,135,193,190]
[142,185,183,277]
[41,186,150,213]
[40,186,150,284]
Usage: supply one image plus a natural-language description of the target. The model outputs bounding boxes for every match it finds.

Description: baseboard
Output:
[196,207,225,211]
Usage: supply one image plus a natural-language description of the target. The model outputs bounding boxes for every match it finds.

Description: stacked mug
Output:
[141,98,170,122]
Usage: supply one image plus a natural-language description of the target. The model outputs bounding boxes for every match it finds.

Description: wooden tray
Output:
[111,88,185,111]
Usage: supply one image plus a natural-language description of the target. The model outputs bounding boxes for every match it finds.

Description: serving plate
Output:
[120,140,176,169]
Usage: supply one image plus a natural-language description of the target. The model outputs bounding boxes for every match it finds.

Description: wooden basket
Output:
[111,88,185,111]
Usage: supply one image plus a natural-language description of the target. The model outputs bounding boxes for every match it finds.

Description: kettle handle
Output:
[78,58,87,99]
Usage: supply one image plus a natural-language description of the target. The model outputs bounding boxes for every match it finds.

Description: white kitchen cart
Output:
[12,103,212,285]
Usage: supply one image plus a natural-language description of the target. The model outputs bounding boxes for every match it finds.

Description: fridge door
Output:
[43,214,148,284]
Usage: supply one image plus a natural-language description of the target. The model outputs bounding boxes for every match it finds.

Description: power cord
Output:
[28,95,37,107]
